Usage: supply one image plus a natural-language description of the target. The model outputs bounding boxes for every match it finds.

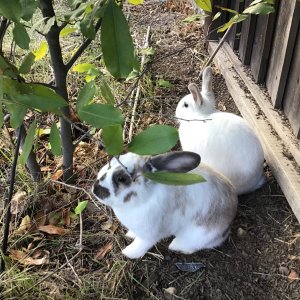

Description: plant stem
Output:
[39,0,75,183]
[0,125,23,273]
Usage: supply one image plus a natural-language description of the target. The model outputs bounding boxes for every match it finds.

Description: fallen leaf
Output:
[110,222,119,234]
[32,210,47,229]
[288,270,299,281]
[11,191,27,215]
[38,225,69,235]
[94,242,113,260]
[164,287,177,295]
[50,169,63,181]
[15,215,32,234]
[27,235,43,250]
[175,262,206,273]
[48,211,61,225]
[101,220,113,231]
[61,207,71,226]
[9,249,50,266]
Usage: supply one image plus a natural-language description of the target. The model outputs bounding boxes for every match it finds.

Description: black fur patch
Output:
[93,182,110,199]
[99,173,107,181]
[112,168,132,195]
[124,191,137,203]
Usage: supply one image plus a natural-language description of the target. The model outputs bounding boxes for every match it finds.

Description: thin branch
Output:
[1,125,23,273]
[65,19,102,71]
[0,17,8,55]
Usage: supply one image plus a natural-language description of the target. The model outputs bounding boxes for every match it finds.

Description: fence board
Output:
[283,27,300,139]
[266,0,300,108]
[250,1,278,83]
[227,0,244,50]
[239,0,257,65]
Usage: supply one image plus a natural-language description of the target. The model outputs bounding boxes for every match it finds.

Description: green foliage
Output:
[128,125,179,155]
[99,79,115,105]
[6,102,27,128]
[19,52,35,74]
[49,123,62,156]
[19,121,36,165]
[13,23,30,49]
[102,124,123,155]
[78,103,124,128]
[76,80,96,111]
[157,79,173,88]
[101,0,134,79]
[194,0,212,12]
[143,172,206,186]
[0,0,22,22]
[75,200,89,215]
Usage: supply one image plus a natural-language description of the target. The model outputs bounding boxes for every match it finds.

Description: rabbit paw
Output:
[125,230,136,239]
[122,238,154,259]
[168,238,195,254]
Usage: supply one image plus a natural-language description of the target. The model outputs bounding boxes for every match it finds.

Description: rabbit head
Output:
[92,151,201,209]
[176,67,216,120]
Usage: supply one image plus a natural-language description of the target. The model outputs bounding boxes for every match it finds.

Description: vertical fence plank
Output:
[238,0,257,65]
[283,27,300,139]
[227,0,244,50]
[266,0,300,108]
[250,1,278,83]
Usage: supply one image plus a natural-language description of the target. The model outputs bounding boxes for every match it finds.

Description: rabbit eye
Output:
[184,102,188,108]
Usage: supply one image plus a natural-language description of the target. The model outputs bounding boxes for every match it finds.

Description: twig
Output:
[198,25,233,79]
[1,125,23,273]
[128,26,151,142]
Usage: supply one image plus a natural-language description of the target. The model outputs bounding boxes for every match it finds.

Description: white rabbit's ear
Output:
[147,151,200,173]
[202,66,213,93]
[188,83,203,106]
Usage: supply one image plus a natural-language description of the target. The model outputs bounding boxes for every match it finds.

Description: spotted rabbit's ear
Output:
[202,66,213,93]
[147,151,201,173]
[188,83,203,106]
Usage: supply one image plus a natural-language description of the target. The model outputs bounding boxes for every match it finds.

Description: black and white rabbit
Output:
[175,67,266,195]
[92,151,237,259]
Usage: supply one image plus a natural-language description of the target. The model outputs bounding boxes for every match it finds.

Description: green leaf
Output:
[101,0,134,79]
[49,122,62,156]
[19,52,35,74]
[0,55,19,77]
[128,0,144,4]
[215,6,238,14]
[33,41,48,61]
[128,125,179,155]
[0,74,3,128]
[80,14,96,39]
[157,79,173,88]
[73,63,95,73]
[218,14,248,32]
[75,200,88,215]
[140,47,156,56]
[13,23,30,50]
[183,14,205,23]
[6,102,27,128]
[60,26,76,37]
[243,3,274,15]
[0,0,22,22]
[20,0,38,21]
[102,124,123,155]
[77,80,96,111]
[194,0,212,12]
[19,120,36,165]
[78,103,124,128]
[212,12,221,21]
[143,172,206,186]
[99,79,115,105]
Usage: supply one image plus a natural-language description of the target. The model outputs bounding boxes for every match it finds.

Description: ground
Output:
[0,1,299,299]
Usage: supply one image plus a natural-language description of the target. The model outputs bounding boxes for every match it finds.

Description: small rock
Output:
[237,227,247,237]
[288,270,299,281]
[164,287,177,295]
[279,266,289,276]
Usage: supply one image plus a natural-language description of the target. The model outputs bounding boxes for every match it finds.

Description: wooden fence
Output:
[208,0,300,139]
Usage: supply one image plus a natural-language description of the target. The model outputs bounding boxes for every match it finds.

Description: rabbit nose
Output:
[93,180,110,200]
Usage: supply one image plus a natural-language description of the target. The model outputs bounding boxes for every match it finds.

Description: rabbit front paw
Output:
[125,230,136,239]
[122,238,154,259]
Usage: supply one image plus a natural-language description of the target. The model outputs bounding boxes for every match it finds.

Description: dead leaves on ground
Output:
[94,242,113,260]
[9,249,50,266]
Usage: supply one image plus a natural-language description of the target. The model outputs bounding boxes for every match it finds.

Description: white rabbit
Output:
[92,151,237,259]
[175,67,266,195]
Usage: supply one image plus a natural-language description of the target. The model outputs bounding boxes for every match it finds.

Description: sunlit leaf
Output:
[19,52,35,74]
[183,14,205,23]
[128,125,178,155]
[13,23,30,50]
[78,103,124,128]
[102,124,123,155]
[37,225,69,235]
[73,63,95,73]
[194,0,212,12]
[49,122,62,156]
[143,172,206,185]
[128,0,144,5]
[80,14,96,39]
[6,102,27,128]
[75,200,88,215]
[212,12,221,21]
[60,26,76,37]
[19,120,36,165]
[157,78,173,88]
[101,0,134,78]
[218,14,248,32]
[243,3,274,15]
[33,41,48,61]
[77,80,96,111]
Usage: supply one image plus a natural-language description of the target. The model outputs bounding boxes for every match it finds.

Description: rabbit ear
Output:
[202,66,213,93]
[147,151,201,173]
[188,83,203,106]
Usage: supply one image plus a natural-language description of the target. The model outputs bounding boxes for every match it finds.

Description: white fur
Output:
[93,152,237,259]
[176,68,265,195]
